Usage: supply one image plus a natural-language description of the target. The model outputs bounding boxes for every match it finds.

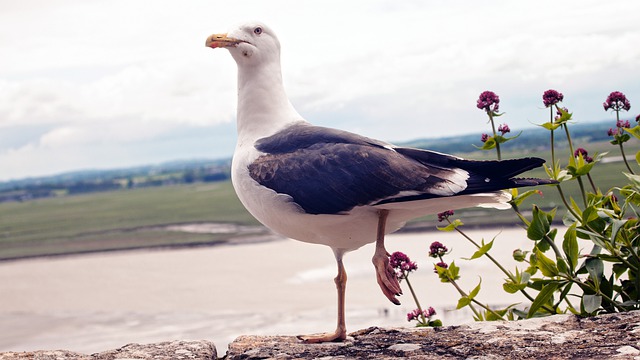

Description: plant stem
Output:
[615,108,635,175]
[556,184,582,220]
[446,275,498,319]
[450,218,556,313]
[488,111,502,160]
[619,143,636,174]
[562,122,576,160]
[550,107,556,174]
[577,177,588,207]
[403,275,427,324]
[587,173,598,193]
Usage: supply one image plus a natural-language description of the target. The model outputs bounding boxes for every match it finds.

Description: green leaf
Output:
[636,150,640,165]
[625,173,640,189]
[503,269,530,294]
[562,224,579,271]
[456,280,480,310]
[582,294,602,314]
[494,131,522,144]
[456,296,471,309]
[557,258,569,275]
[625,125,640,140]
[468,278,482,300]
[555,107,572,124]
[428,319,443,327]
[610,219,627,246]
[567,152,596,176]
[437,261,460,283]
[585,257,604,288]
[528,206,550,241]
[503,281,522,294]
[539,121,561,131]
[510,189,543,207]
[528,282,559,318]
[437,219,463,232]
[612,263,628,279]
[535,248,559,277]
[476,137,497,150]
[464,238,495,260]
[449,261,460,281]
[570,197,583,218]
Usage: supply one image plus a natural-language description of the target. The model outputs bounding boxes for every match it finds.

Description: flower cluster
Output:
[543,89,564,107]
[555,107,569,121]
[429,241,448,258]
[617,119,631,129]
[476,91,500,113]
[604,91,631,112]
[437,210,455,222]
[407,307,436,322]
[498,123,510,135]
[608,120,631,137]
[434,261,448,273]
[390,251,417,279]
[574,148,594,163]
[481,133,489,143]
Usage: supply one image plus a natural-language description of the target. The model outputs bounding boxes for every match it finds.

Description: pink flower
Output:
[574,148,593,163]
[498,123,511,135]
[476,91,500,113]
[481,133,489,143]
[604,91,631,112]
[617,119,631,129]
[543,89,564,107]
[434,262,448,273]
[406,307,437,322]
[429,241,448,258]
[390,252,418,274]
[437,210,455,222]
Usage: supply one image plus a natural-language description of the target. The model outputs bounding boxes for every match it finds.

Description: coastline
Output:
[0,219,546,263]
[0,226,558,354]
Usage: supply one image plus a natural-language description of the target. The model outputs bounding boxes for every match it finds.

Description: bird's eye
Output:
[254,27,263,35]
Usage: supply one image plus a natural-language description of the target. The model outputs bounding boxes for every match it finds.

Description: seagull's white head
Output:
[205,22,281,68]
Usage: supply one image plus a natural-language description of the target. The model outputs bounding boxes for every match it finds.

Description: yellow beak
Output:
[205,33,244,49]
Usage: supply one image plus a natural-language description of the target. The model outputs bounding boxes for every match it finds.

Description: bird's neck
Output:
[236,61,303,144]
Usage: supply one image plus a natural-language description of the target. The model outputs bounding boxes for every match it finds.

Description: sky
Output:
[1,0,639,181]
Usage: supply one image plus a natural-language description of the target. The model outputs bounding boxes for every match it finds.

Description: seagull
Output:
[205,22,554,343]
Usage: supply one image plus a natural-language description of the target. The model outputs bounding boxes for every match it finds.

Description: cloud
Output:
[1,0,640,180]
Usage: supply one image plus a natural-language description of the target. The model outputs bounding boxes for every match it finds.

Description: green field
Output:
[0,182,261,260]
[1,141,638,261]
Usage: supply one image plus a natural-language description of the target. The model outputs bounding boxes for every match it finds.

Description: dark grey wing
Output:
[375,147,555,205]
[249,124,553,215]
[249,127,468,214]
[253,122,390,154]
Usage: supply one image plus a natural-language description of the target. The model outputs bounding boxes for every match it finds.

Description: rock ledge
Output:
[3,311,640,359]
[228,311,640,359]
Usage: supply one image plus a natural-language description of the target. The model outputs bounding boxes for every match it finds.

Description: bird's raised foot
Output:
[297,329,347,343]
[372,252,402,305]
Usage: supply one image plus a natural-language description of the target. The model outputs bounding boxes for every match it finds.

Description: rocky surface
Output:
[3,312,640,359]
[227,311,640,359]
[0,340,216,360]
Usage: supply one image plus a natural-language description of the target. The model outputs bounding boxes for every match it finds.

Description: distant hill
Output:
[0,120,617,202]
[0,158,231,202]
[400,120,612,155]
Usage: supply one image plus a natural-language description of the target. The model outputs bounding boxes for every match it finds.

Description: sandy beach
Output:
[0,226,554,354]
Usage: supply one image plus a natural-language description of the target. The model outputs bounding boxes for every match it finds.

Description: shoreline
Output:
[0,227,564,354]
[0,219,551,263]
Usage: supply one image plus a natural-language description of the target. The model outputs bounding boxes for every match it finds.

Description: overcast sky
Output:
[1,0,639,181]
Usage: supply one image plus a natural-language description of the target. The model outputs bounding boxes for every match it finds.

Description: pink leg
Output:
[372,209,402,305]
[298,251,348,343]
